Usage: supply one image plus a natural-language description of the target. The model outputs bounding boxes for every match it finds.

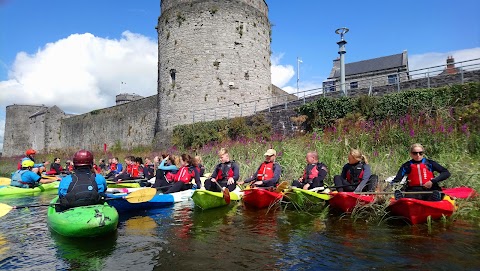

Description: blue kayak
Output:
[106,189,194,212]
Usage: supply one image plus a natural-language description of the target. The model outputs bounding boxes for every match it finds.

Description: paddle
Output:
[276,181,289,193]
[354,187,477,199]
[0,188,157,218]
[213,181,231,204]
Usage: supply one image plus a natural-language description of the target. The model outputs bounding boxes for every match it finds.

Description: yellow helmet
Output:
[21,160,35,168]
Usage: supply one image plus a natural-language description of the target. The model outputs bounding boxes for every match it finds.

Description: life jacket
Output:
[110,163,118,172]
[345,162,365,183]
[60,171,100,209]
[174,166,195,184]
[216,161,235,181]
[165,171,175,182]
[303,163,328,181]
[257,162,275,181]
[407,160,434,187]
[11,170,34,187]
[130,164,141,178]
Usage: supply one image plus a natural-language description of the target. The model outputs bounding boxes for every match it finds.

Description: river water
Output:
[0,192,479,271]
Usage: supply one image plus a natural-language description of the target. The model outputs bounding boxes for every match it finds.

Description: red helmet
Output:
[26,149,36,156]
[73,150,94,167]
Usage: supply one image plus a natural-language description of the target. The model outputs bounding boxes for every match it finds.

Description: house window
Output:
[350,82,358,89]
[388,74,398,84]
[323,81,336,92]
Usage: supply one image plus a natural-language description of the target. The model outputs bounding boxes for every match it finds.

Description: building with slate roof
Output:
[323,51,409,93]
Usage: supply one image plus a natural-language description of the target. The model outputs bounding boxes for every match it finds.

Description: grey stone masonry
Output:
[156,0,272,140]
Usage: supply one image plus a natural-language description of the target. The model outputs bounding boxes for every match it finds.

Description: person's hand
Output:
[237,180,245,185]
[227,178,234,185]
[303,183,310,190]
[44,161,50,166]
[254,181,263,186]
[298,177,304,183]
[211,178,217,183]
[423,181,433,189]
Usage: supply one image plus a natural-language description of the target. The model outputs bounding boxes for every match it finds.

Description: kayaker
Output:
[105,157,123,179]
[45,157,64,175]
[205,148,240,192]
[153,154,180,192]
[392,143,450,201]
[238,148,281,188]
[10,160,56,188]
[193,156,206,177]
[292,151,328,190]
[333,149,378,192]
[18,149,49,174]
[164,154,201,193]
[58,150,107,210]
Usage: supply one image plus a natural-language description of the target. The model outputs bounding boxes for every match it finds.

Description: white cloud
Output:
[0,31,158,114]
[271,53,295,88]
[409,47,480,77]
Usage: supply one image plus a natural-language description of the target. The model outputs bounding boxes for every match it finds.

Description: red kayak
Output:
[389,196,456,224]
[328,192,375,213]
[243,188,283,209]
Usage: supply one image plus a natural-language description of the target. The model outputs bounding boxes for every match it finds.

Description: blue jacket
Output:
[58,171,107,197]
[10,170,41,188]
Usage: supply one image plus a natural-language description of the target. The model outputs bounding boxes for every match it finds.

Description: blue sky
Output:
[1,0,479,152]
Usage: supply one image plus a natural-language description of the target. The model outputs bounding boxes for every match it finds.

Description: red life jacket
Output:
[407,161,434,186]
[174,166,194,184]
[216,162,235,181]
[303,163,327,180]
[130,164,140,178]
[165,172,175,181]
[257,162,275,181]
[345,163,364,183]
[110,163,117,171]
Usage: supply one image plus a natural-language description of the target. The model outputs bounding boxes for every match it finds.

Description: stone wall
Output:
[59,95,157,152]
[3,105,47,156]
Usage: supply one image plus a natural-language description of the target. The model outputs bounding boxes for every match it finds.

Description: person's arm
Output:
[232,162,240,181]
[392,162,409,182]
[429,160,450,183]
[192,168,201,188]
[158,159,178,171]
[354,164,372,192]
[96,175,107,196]
[340,164,349,179]
[210,164,220,179]
[58,176,72,197]
[244,165,262,183]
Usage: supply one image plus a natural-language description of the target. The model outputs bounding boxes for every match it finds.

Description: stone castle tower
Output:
[156,0,272,136]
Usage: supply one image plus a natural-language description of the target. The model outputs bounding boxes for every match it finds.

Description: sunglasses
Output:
[411,151,424,155]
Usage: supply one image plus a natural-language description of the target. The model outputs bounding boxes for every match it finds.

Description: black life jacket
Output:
[345,162,365,183]
[60,171,101,209]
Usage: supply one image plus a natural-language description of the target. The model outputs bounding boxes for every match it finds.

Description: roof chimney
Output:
[446,56,457,74]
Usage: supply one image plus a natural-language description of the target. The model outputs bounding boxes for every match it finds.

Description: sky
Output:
[1,0,479,152]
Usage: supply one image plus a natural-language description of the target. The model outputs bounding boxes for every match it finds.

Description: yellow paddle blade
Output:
[0,203,14,218]
[124,188,157,203]
[276,181,289,193]
[0,177,11,186]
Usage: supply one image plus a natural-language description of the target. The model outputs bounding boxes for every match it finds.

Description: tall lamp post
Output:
[335,27,348,96]
[296,57,302,99]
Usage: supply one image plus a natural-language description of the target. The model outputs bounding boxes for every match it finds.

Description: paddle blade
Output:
[443,187,477,199]
[276,181,289,193]
[0,203,14,218]
[223,188,231,204]
[124,188,157,203]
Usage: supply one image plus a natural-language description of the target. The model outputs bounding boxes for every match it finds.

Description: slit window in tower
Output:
[170,69,176,83]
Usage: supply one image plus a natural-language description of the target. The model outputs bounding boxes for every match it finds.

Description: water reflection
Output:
[52,231,117,271]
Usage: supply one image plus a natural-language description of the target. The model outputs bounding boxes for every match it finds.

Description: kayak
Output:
[0,182,59,197]
[388,196,456,224]
[47,196,119,237]
[191,188,242,210]
[106,189,194,212]
[328,192,375,213]
[284,188,331,207]
[242,188,283,209]
[0,177,10,186]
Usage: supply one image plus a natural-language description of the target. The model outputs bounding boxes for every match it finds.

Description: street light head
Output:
[335,27,349,40]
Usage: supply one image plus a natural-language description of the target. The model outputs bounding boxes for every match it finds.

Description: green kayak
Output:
[192,189,241,210]
[0,182,59,197]
[47,197,119,237]
[284,188,331,208]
